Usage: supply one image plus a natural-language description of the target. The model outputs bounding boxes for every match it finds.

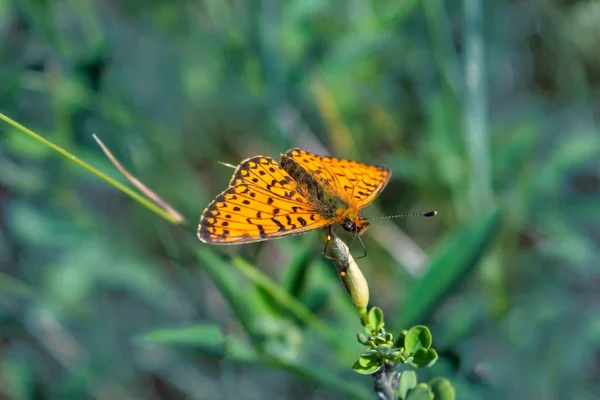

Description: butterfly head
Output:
[341,216,369,235]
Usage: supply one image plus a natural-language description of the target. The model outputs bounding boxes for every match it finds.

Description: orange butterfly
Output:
[198,148,434,253]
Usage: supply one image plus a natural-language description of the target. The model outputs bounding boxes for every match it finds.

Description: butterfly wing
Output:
[198,156,331,244]
[282,148,391,208]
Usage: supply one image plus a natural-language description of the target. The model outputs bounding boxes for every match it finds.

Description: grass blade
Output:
[138,324,225,356]
[0,113,181,225]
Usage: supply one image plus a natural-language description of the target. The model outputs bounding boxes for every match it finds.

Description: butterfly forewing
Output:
[198,156,331,244]
[282,148,391,207]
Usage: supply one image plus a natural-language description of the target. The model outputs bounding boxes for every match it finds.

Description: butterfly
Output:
[198,148,435,255]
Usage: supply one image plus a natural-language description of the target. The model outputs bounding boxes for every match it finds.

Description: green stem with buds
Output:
[321,230,454,400]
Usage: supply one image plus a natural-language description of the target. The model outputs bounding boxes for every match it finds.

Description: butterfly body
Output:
[198,148,390,244]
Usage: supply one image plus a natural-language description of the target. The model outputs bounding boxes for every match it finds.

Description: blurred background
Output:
[1,0,599,399]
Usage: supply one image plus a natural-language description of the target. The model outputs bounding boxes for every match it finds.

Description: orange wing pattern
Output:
[282,148,391,207]
[198,156,331,244]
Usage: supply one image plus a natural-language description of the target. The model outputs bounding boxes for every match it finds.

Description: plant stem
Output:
[373,363,399,400]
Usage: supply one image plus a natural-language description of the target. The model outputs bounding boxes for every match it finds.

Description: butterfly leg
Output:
[354,232,368,260]
[322,226,352,275]
[322,226,343,263]
[322,225,333,259]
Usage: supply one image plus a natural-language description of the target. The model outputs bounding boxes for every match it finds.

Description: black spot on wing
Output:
[257,225,266,238]
[272,218,285,231]
[285,215,297,229]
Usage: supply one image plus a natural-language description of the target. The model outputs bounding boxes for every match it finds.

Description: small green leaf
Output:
[352,359,382,375]
[368,308,383,329]
[404,326,432,355]
[357,332,368,344]
[374,336,387,345]
[411,348,438,368]
[368,307,384,332]
[428,377,455,400]
[405,383,434,400]
[363,349,378,356]
[358,351,380,367]
[397,330,408,347]
[397,370,417,399]
[378,344,392,355]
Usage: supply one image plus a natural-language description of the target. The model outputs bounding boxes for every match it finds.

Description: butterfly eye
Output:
[342,220,356,232]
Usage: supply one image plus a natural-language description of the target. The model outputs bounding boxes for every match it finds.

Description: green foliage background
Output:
[1,0,599,399]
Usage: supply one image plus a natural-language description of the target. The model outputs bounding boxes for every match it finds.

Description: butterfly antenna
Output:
[366,210,437,221]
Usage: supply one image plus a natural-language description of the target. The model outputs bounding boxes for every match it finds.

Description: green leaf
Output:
[352,359,382,375]
[358,355,376,367]
[411,348,438,368]
[396,330,408,347]
[363,349,378,356]
[357,332,369,344]
[397,370,417,399]
[404,326,432,355]
[368,307,384,332]
[428,378,455,400]
[377,344,393,358]
[358,351,380,367]
[395,208,502,333]
[405,383,434,400]
[374,336,387,345]
[138,324,225,356]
